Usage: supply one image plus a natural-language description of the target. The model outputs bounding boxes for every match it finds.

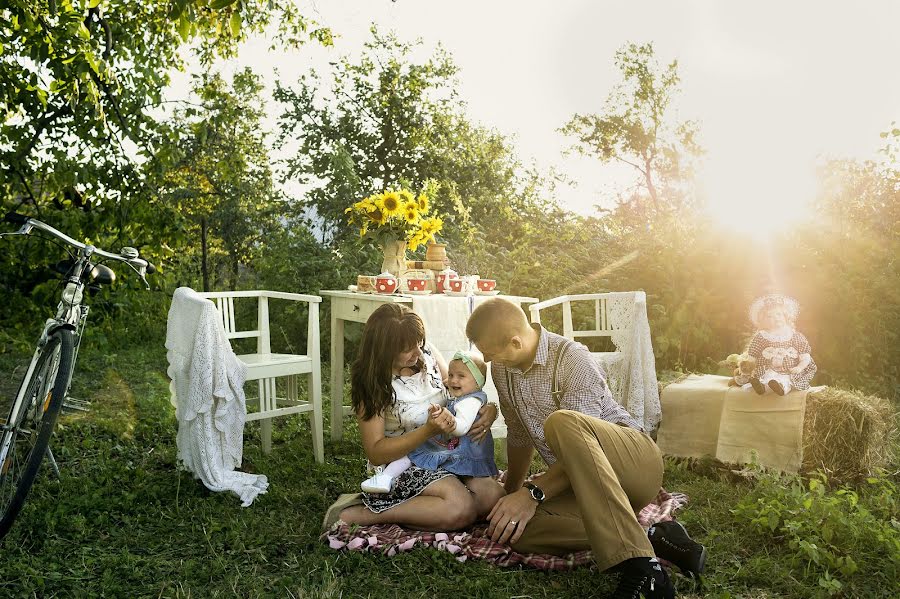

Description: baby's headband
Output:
[452,350,485,387]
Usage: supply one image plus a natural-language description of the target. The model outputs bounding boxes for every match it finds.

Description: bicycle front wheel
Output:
[0,328,74,540]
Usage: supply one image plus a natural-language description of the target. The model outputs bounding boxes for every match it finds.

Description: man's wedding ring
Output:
[509,520,518,526]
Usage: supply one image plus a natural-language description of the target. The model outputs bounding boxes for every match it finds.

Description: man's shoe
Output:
[612,557,675,599]
[750,377,766,394]
[648,520,707,579]
[768,379,786,396]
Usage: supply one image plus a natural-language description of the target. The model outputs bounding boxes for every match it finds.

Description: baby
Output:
[743,294,817,395]
[361,350,498,493]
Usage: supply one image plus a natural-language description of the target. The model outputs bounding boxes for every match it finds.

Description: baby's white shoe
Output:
[361,472,395,494]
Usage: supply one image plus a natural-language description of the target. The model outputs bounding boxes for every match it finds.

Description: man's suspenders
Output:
[504,339,576,445]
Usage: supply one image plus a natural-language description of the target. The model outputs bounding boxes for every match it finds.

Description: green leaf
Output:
[229,12,242,37]
[89,0,102,8]
[210,0,238,9]
[177,15,191,41]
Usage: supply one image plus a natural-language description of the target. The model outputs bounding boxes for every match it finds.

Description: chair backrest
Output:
[529,292,645,345]
[198,291,271,354]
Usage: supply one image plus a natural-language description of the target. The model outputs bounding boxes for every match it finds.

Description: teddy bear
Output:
[722,353,757,387]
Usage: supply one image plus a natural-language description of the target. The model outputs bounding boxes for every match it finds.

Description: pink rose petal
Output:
[367,536,379,546]
[398,538,417,551]
[328,537,347,550]
[435,532,449,542]
[446,544,461,554]
[456,555,467,562]
[387,547,397,557]
[347,537,366,550]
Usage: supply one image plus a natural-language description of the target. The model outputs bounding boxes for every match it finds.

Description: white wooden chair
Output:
[528,292,661,431]
[199,290,324,462]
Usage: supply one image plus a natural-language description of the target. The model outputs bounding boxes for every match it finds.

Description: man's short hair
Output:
[466,298,531,347]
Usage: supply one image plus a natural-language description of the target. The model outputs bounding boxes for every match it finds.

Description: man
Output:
[466,298,705,599]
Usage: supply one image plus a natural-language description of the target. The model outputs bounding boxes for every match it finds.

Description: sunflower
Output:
[398,189,415,204]
[403,203,419,224]
[416,193,430,214]
[421,216,443,235]
[380,191,403,217]
[367,208,386,226]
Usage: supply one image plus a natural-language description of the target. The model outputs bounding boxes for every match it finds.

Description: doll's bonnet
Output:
[749,294,800,328]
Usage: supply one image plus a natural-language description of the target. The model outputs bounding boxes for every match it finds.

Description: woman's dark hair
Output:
[351,303,426,420]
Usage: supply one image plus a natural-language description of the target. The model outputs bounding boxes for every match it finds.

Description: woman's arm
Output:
[358,411,449,466]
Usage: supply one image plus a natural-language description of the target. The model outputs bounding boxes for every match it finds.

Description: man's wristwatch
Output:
[524,482,545,504]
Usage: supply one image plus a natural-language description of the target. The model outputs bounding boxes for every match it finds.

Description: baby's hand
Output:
[428,406,456,434]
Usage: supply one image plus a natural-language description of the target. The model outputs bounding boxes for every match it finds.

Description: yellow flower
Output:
[421,216,443,235]
[416,193,429,214]
[403,203,419,224]
[399,189,414,204]
[381,191,403,217]
[367,208,386,226]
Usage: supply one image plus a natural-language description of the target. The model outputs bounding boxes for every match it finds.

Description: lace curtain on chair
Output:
[600,293,661,432]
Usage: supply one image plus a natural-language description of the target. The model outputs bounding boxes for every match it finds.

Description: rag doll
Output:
[744,294,816,395]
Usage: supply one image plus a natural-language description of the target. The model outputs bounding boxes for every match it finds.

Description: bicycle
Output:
[0,212,155,539]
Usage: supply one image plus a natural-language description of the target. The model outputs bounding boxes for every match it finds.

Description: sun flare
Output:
[700,157,817,240]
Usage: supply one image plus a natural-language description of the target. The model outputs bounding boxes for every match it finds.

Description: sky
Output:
[171,0,900,222]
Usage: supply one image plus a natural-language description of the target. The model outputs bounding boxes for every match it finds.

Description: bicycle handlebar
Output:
[3,212,156,274]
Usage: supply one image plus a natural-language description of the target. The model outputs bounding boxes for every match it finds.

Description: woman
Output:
[337,303,505,530]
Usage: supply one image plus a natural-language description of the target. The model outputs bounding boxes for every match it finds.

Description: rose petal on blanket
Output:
[435,532,449,542]
[446,543,461,554]
[387,547,397,557]
[453,534,468,543]
[367,536,379,547]
[398,538,417,551]
[347,537,366,550]
[328,537,346,550]
[456,555,467,563]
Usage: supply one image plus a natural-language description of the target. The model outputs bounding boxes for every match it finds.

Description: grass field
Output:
[0,341,897,598]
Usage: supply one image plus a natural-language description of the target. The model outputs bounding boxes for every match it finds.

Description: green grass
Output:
[0,341,897,598]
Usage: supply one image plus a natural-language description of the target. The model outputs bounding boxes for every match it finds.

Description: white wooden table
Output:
[321,290,538,441]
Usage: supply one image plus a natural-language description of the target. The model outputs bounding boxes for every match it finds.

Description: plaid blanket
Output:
[322,489,688,570]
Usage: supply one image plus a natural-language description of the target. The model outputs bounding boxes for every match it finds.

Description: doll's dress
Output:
[746,329,817,391]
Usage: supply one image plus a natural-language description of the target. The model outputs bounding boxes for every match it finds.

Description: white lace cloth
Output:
[600,292,661,432]
[166,287,268,507]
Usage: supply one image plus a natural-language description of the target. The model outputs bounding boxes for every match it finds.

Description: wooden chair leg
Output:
[309,370,324,464]
[259,378,275,454]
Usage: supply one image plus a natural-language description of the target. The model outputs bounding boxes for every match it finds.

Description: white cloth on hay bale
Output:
[165,287,268,506]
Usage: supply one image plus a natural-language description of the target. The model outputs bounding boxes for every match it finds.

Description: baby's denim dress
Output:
[408,390,498,478]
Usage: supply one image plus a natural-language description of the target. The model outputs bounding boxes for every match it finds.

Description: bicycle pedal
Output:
[62,397,91,413]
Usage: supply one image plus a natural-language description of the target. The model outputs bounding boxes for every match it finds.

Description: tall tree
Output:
[1,0,329,219]
[561,42,702,213]
[152,68,279,291]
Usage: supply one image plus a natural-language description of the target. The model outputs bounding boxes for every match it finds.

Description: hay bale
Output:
[801,387,897,481]
[658,376,897,482]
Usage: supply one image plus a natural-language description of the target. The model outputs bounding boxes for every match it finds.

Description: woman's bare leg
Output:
[462,476,507,518]
[340,476,477,531]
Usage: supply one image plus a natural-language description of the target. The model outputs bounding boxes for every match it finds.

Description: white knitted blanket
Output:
[166,287,268,506]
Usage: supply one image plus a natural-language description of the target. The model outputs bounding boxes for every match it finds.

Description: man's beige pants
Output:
[511,410,664,571]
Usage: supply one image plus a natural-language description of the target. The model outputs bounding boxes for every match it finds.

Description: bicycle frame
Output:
[0,216,151,470]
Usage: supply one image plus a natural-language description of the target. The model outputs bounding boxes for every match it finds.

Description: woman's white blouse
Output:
[382,344,449,437]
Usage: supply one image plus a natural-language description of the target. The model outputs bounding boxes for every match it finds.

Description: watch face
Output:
[528,483,545,502]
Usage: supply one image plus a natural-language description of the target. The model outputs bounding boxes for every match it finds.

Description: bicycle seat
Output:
[53,260,116,285]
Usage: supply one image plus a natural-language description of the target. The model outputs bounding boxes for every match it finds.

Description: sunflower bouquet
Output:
[345,188,443,252]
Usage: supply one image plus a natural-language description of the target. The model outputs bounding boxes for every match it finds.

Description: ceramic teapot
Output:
[374,272,398,294]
